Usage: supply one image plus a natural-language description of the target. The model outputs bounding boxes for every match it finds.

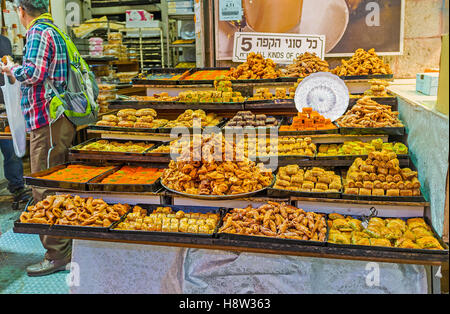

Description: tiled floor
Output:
[0,183,69,294]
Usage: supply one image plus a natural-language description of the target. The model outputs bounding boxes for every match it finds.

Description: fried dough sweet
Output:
[20,195,130,227]
[161,134,274,196]
[218,202,327,241]
[328,214,444,250]
[282,52,330,78]
[331,48,393,76]
[228,52,281,80]
[343,152,421,197]
[115,206,219,234]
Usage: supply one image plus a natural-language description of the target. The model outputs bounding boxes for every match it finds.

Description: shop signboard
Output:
[232,32,325,64]
[215,0,405,61]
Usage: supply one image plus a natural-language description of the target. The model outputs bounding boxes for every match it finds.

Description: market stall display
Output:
[327,214,445,250]
[218,202,327,242]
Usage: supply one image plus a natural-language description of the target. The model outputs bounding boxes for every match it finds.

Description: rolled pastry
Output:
[359,188,372,196]
[386,189,400,196]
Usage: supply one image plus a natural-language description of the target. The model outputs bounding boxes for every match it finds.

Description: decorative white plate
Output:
[294,72,349,122]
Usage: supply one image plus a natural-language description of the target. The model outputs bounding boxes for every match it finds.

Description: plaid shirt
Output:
[12,19,68,132]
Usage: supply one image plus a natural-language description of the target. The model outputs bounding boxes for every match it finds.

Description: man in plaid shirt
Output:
[1,0,75,277]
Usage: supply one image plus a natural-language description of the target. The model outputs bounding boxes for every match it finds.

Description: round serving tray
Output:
[160,177,275,200]
[294,72,349,122]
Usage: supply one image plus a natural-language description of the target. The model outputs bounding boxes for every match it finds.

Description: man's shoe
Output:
[26,258,70,277]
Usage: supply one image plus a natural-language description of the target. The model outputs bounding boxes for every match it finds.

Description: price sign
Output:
[233,32,325,64]
[219,0,243,21]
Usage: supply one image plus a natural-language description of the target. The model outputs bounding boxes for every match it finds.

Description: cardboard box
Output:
[416,72,440,96]
[126,10,155,28]
[168,1,194,8]
[168,8,194,14]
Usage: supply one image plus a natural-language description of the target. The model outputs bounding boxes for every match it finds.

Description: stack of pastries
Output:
[244,136,316,157]
[328,213,444,250]
[344,151,421,197]
[161,134,274,195]
[164,109,221,128]
[114,206,219,234]
[273,165,342,193]
[96,108,169,129]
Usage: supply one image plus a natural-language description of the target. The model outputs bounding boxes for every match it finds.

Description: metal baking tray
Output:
[110,204,223,239]
[340,165,426,202]
[222,117,283,135]
[315,153,409,162]
[132,68,191,86]
[88,124,161,134]
[217,207,329,247]
[13,199,52,232]
[230,77,283,85]
[108,99,245,111]
[244,99,296,110]
[161,176,276,200]
[348,96,398,111]
[327,214,448,255]
[178,67,232,85]
[24,162,121,191]
[341,192,426,203]
[250,154,315,165]
[13,198,129,234]
[87,165,165,193]
[336,123,405,136]
[157,118,227,134]
[69,138,158,157]
[339,74,394,81]
[278,120,340,136]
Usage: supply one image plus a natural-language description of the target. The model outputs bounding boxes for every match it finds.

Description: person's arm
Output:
[11,27,54,86]
[0,36,16,84]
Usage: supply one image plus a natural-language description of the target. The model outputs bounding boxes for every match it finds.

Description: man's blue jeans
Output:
[0,139,24,194]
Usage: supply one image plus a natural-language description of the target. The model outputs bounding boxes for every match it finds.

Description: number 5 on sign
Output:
[233,32,325,64]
